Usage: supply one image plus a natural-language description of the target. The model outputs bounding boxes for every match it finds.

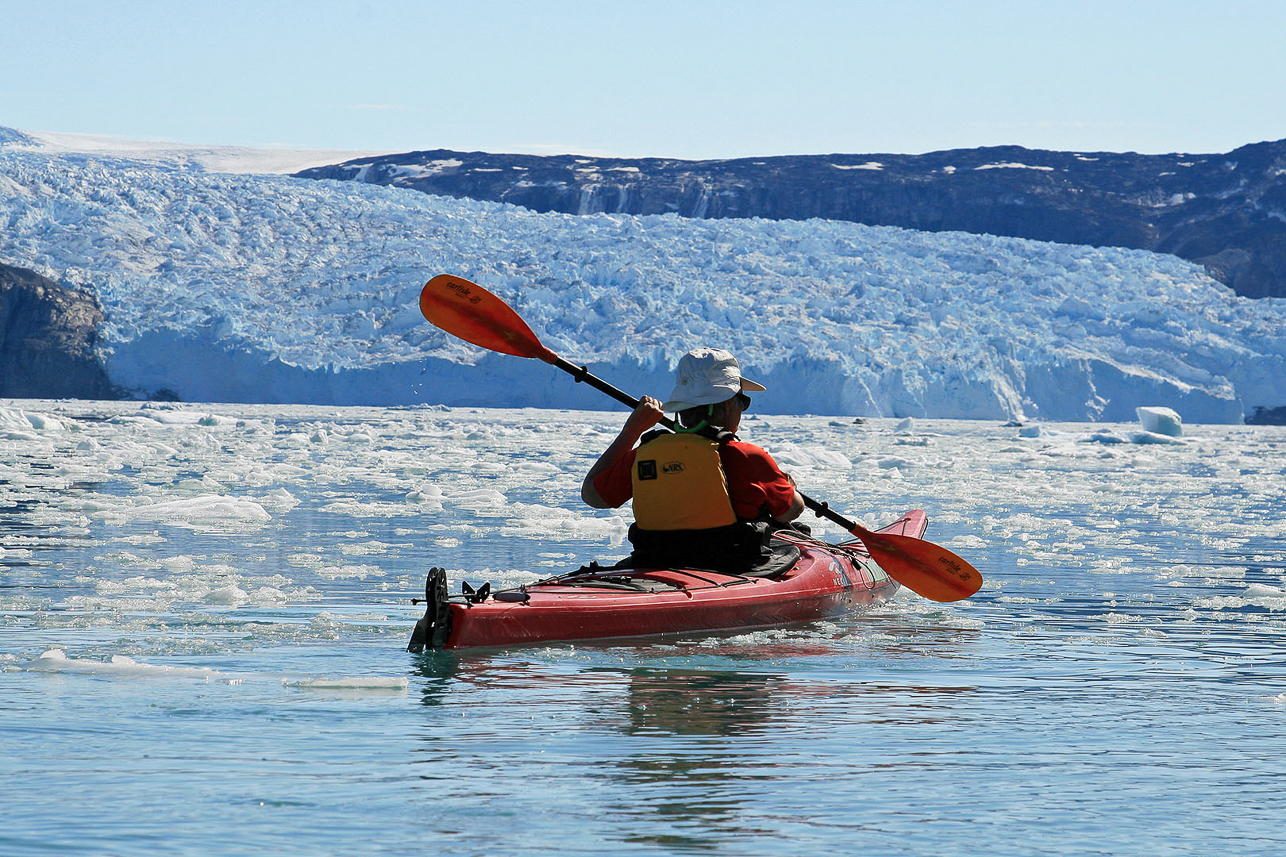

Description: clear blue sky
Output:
[3,0,1284,159]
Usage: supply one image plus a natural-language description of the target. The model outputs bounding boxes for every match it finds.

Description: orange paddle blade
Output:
[853,527,983,602]
[420,274,557,362]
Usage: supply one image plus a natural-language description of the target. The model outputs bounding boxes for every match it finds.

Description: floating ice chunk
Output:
[207,584,249,605]
[501,503,629,543]
[315,564,378,580]
[259,487,301,512]
[449,489,508,508]
[895,418,916,433]
[511,461,560,475]
[284,676,409,691]
[25,649,222,679]
[0,407,62,436]
[1017,424,1073,441]
[1,408,33,430]
[339,541,387,556]
[160,555,197,573]
[1129,431,1186,445]
[127,494,272,530]
[1196,583,1286,612]
[138,408,215,426]
[250,586,289,604]
[770,442,852,469]
[24,411,64,431]
[1085,429,1128,444]
[407,483,445,503]
[877,456,914,470]
[1136,406,1183,437]
[1243,583,1286,609]
[320,498,420,517]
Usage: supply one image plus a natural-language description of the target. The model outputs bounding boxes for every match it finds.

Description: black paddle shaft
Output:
[553,356,652,416]
[554,357,862,535]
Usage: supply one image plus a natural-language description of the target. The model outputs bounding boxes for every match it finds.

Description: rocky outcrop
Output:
[298,139,1286,299]
[0,263,116,399]
[1245,405,1286,426]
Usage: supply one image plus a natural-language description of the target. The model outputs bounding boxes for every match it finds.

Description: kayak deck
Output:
[409,510,927,651]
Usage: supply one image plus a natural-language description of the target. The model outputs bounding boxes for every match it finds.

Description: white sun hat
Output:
[660,347,766,411]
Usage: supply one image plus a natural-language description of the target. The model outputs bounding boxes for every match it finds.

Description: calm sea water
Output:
[3,400,1285,856]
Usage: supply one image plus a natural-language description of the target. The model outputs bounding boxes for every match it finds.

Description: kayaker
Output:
[582,347,805,571]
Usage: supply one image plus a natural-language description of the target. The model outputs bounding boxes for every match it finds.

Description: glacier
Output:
[2,130,1285,422]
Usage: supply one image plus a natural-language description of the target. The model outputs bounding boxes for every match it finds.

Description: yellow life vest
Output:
[631,433,738,531]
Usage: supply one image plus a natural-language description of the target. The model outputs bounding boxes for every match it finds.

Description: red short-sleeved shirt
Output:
[592,437,796,521]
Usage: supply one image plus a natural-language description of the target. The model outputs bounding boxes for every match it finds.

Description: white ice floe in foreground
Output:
[3,129,1286,422]
[24,650,406,692]
[25,649,225,679]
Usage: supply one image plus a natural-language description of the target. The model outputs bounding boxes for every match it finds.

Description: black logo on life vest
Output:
[661,461,685,474]
[638,460,657,480]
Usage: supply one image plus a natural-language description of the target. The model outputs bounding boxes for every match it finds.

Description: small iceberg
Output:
[1131,406,1186,444]
[1135,406,1183,437]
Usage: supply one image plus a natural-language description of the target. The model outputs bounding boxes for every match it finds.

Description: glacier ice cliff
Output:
[1,136,1284,422]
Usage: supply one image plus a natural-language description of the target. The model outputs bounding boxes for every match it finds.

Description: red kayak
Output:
[408,510,927,650]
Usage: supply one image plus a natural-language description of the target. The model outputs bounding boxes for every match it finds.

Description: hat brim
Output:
[663,376,766,412]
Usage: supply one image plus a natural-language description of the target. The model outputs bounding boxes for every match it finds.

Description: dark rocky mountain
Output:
[0,263,116,400]
[298,139,1286,299]
[1245,405,1286,425]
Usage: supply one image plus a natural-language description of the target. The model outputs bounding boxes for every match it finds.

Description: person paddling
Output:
[582,347,805,572]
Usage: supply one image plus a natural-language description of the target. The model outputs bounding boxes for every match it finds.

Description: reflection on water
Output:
[404,649,989,852]
[608,669,785,850]
[617,668,783,736]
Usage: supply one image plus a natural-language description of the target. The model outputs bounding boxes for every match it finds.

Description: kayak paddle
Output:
[418,273,983,602]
